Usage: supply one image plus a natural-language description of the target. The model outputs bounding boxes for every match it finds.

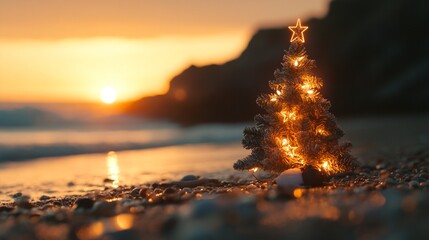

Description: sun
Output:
[100,86,117,104]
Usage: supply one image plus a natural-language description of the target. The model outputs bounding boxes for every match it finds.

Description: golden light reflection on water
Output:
[0,144,247,202]
[106,151,120,188]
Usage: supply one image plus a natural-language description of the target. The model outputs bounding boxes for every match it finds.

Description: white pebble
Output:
[276,168,303,191]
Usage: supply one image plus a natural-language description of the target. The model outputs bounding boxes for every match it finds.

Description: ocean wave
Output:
[0,124,245,162]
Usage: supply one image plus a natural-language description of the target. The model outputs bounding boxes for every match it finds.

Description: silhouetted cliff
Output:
[126,0,429,125]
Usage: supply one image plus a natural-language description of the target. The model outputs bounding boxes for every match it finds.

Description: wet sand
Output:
[0,144,247,202]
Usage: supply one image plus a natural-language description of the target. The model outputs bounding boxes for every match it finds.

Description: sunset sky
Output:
[0,0,329,103]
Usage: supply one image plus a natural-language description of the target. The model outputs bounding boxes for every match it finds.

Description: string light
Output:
[280,138,305,166]
[276,90,282,95]
[281,111,286,122]
[270,96,277,102]
[282,138,298,158]
[280,110,296,122]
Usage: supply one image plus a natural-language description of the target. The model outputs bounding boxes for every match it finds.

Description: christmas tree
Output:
[234,19,357,175]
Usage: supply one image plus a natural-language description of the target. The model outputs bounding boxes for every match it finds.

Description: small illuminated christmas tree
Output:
[234,19,357,175]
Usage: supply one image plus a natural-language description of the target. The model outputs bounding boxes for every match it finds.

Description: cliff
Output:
[126,0,429,125]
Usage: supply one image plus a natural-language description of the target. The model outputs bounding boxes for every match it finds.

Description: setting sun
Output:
[100,86,118,104]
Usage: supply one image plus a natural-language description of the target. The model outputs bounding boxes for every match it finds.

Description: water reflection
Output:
[106,151,120,188]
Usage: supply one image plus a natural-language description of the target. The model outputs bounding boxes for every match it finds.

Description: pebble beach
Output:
[1,148,429,240]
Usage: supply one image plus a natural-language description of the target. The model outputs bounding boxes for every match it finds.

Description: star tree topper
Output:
[288,18,308,43]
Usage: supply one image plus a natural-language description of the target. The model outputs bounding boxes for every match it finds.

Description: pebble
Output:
[275,168,303,191]
[181,175,199,181]
[139,188,148,197]
[92,201,117,217]
[376,163,386,170]
[75,198,95,210]
[163,187,177,195]
[67,181,75,187]
[190,199,217,218]
[302,166,328,187]
[385,178,397,186]
[181,188,192,194]
[0,206,14,213]
[12,192,23,198]
[153,188,163,194]
[408,181,419,189]
[39,195,51,201]
[418,173,429,179]
[16,196,34,210]
[130,188,141,197]
[379,170,390,179]
[103,178,114,183]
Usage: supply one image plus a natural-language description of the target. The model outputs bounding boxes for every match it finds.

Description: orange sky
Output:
[0,0,329,103]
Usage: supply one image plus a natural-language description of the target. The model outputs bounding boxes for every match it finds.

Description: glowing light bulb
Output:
[301,83,314,95]
[276,90,282,95]
[271,97,277,102]
[320,160,334,173]
[282,138,288,146]
[322,161,329,169]
[317,127,329,136]
[292,57,304,67]
[249,167,258,173]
